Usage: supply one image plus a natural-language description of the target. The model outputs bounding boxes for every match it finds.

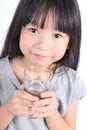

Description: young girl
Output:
[0,0,87,130]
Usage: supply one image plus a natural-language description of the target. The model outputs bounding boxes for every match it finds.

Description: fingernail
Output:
[36,97,39,100]
[41,93,45,98]
[34,101,39,105]
[32,114,37,118]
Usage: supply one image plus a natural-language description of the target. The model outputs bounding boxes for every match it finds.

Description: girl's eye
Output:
[29,28,39,34]
[54,34,62,39]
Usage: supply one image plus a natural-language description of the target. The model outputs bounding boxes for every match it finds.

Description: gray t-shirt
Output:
[0,56,87,130]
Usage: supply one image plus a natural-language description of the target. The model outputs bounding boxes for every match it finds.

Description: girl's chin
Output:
[30,62,51,68]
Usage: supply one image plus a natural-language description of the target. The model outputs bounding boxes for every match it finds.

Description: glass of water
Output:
[23,66,51,98]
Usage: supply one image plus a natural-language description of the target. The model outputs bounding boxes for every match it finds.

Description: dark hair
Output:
[0,0,81,70]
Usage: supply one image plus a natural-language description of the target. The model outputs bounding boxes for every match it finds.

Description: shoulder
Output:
[0,56,9,75]
[55,66,87,89]
[54,66,77,82]
[62,67,86,87]
[53,66,87,100]
[0,56,8,66]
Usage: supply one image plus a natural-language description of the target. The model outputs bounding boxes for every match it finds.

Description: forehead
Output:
[31,10,57,30]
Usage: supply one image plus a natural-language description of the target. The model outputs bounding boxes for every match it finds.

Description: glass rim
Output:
[24,66,51,80]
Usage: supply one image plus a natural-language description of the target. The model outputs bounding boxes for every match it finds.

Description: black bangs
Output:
[53,0,76,35]
[23,1,58,29]
[23,0,55,28]
[23,0,77,36]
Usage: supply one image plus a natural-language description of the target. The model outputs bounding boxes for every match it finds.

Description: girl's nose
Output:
[37,43,48,51]
[36,35,51,51]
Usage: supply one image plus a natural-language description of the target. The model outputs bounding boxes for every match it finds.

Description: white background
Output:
[0,1,87,129]
[77,0,87,87]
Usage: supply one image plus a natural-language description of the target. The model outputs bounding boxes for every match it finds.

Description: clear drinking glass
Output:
[23,66,51,98]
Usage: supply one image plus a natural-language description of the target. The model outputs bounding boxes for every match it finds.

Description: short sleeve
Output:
[70,72,87,102]
[51,67,87,116]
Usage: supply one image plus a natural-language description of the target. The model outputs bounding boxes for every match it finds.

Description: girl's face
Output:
[19,13,70,68]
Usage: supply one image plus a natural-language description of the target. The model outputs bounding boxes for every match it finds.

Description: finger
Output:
[34,97,53,107]
[31,106,52,118]
[16,89,39,101]
[11,104,33,116]
[31,105,48,113]
[33,96,57,110]
[15,98,34,107]
[35,111,51,118]
[32,105,58,118]
[40,90,55,99]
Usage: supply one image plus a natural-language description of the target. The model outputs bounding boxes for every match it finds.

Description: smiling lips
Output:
[34,53,49,60]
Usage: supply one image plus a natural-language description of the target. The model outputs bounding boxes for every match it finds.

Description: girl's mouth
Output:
[34,54,48,60]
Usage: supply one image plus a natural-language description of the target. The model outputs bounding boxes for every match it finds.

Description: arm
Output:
[0,89,39,130]
[31,90,79,130]
[0,100,15,130]
[45,99,79,130]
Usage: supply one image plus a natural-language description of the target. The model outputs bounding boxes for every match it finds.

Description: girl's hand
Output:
[9,87,39,117]
[31,90,57,118]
